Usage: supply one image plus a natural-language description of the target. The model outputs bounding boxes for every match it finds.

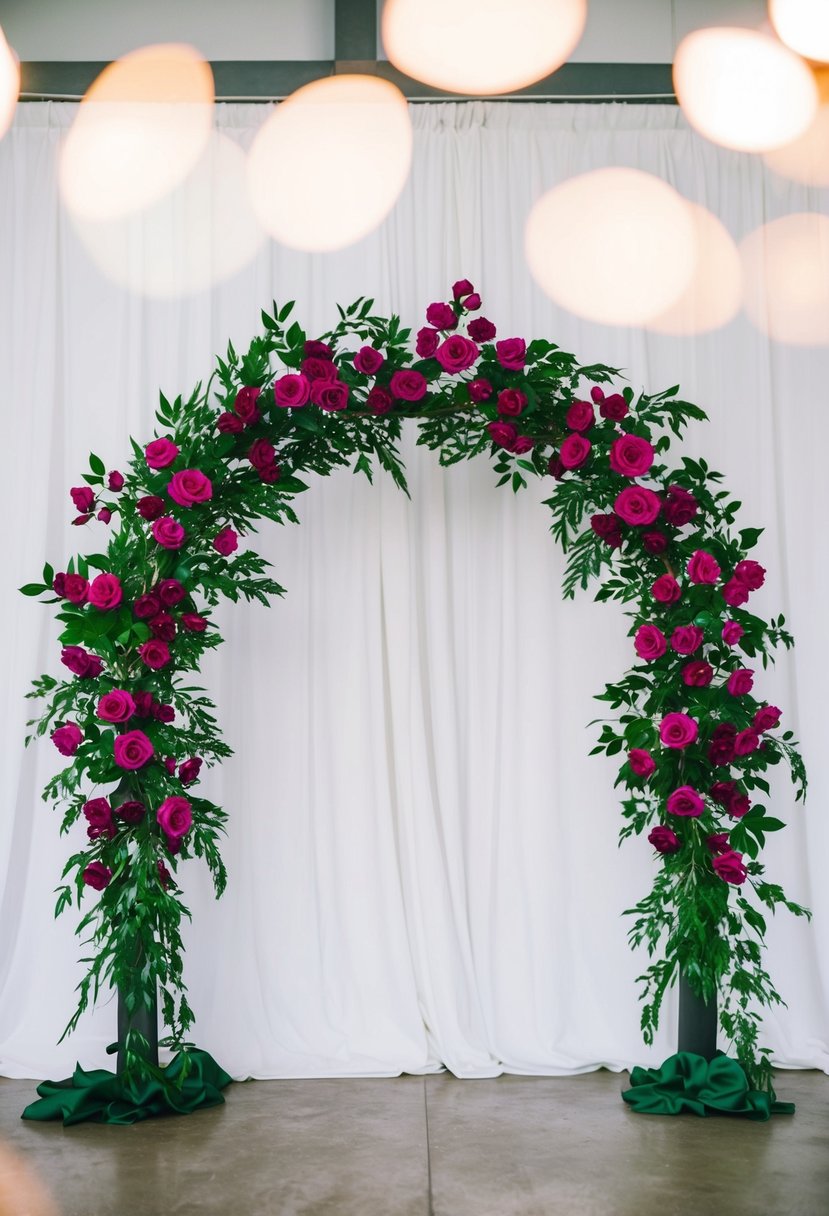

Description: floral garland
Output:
[23,281,808,1089]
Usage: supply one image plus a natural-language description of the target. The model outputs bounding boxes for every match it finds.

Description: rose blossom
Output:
[311,379,349,411]
[133,691,154,717]
[181,612,207,632]
[512,436,535,454]
[591,514,623,549]
[609,434,654,478]
[436,335,478,374]
[462,292,481,311]
[452,278,474,298]
[671,625,704,655]
[64,573,89,604]
[139,640,171,669]
[167,469,213,508]
[666,786,705,817]
[61,646,103,679]
[179,757,202,785]
[116,800,146,825]
[634,624,667,661]
[304,339,333,359]
[133,593,160,620]
[415,327,439,357]
[599,392,628,421]
[734,728,760,756]
[754,705,782,732]
[712,850,748,885]
[72,513,92,527]
[137,495,165,521]
[495,337,526,370]
[151,517,186,550]
[145,438,180,469]
[710,781,738,809]
[734,560,766,590]
[156,796,193,840]
[548,455,565,480]
[643,531,668,554]
[108,470,124,492]
[82,862,112,890]
[468,317,496,342]
[708,723,737,766]
[687,550,721,584]
[353,346,385,376]
[97,690,136,723]
[114,729,154,770]
[727,669,754,696]
[389,370,427,402]
[497,388,528,417]
[149,613,176,642]
[651,574,681,604]
[722,579,750,607]
[467,378,492,403]
[367,387,392,415]
[52,723,83,755]
[425,302,457,330]
[157,579,185,607]
[487,421,517,451]
[730,794,750,818]
[302,356,337,382]
[707,833,731,855]
[88,573,123,611]
[682,660,713,687]
[648,825,680,854]
[248,439,276,472]
[565,401,595,432]
[153,702,175,724]
[233,386,261,425]
[52,572,67,596]
[659,713,699,749]
[70,486,95,513]
[590,386,605,403]
[83,797,113,838]
[273,374,310,408]
[98,508,112,524]
[628,749,656,777]
[217,411,244,434]
[663,485,698,527]
[214,527,238,556]
[559,434,591,469]
[722,620,744,646]
[614,487,661,526]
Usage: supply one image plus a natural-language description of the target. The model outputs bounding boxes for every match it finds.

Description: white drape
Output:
[0,102,826,1081]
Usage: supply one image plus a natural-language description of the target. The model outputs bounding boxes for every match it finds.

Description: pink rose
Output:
[181,613,207,632]
[178,757,202,786]
[217,411,244,434]
[214,527,238,556]
[149,612,176,641]
[70,486,95,513]
[304,339,333,360]
[114,729,154,770]
[97,507,112,524]
[462,292,481,311]
[663,485,698,527]
[467,378,493,403]
[139,639,171,669]
[137,495,165,521]
[82,862,112,891]
[116,800,146,824]
[734,560,766,590]
[97,690,136,723]
[712,850,748,885]
[416,327,439,357]
[559,434,591,469]
[153,703,175,723]
[565,401,595,432]
[614,487,661,526]
[108,470,124,492]
[722,620,744,646]
[497,388,528,417]
[727,668,754,696]
[273,374,311,408]
[722,579,750,607]
[353,346,385,376]
[682,660,713,687]
[311,379,350,411]
[134,593,161,620]
[687,550,721,584]
[63,574,89,604]
[666,786,704,817]
[436,335,478,374]
[248,439,276,472]
[707,833,731,855]
[302,357,337,382]
[634,624,667,661]
[467,317,496,342]
[708,723,737,766]
[487,421,518,451]
[83,797,113,838]
[157,579,186,606]
[670,625,704,655]
[367,387,392,415]
[754,705,781,732]
[452,278,474,298]
[591,513,623,549]
[648,825,680,854]
[145,438,180,469]
[151,517,186,550]
[609,434,654,478]
[643,531,668,554]
[495,337,526,370]
[734,728,760,756]
[710,781,738,809]
[52,723,83,755]
[233,386,261,425]
[71,513,92,527]
[512,436,535,454]
[659,713,699,749]
[425,302,457,331]
[61,646,103,679]
[390,370,427,402]
[628,749,656,777]
[167,469,213,508]
[651,574,681,604]
[88,573,123,611]
[590,386,605,403]
[156,795,193,839]
[599,392,628,421]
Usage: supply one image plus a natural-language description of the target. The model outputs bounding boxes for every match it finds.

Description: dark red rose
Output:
[590,513,623,549]
[133,691,154,717]
[367,386,392,415]
[153,702,176,723]
[642,531,668,554]
[181,613,207,632]
[64,574,89,604]
[599,392,629,420]
[754,705,782,732]
[70,486,95,514]
[82,862,111,890]
[353,346,385,375]
[651,574,681,604]
[708,722,737,766]
[149,613,176,641]
[53,572,67,596]
[139,640,172,670]
[116,799,146,825]
[137,495,165,521]
[108,470,124,491]
[389,371,427,402]
[467,317,497,343]
[61,646,103,679]
[134,593,161,619]
[452,278,474,298]
[248,439,276,472]
[648,825,681,854]
[233,386,261,425]
[415,327,439,357]
[304,339,333,360]
[425,302,457,330]
[712,849,748,885]
[157,579,186,607]
[487,421,518,451]
[467,378,493,403]
[495,337,526,370]
[497,388,527,417]
[734,559,766,590]
[311,380,350,411]
[302,356,338,382]
[547,455,565,480]
[217,411,244,434]
[682,660,713,687]
[178,757,202,786]
[663,485,698,527]
[565,400,595,432]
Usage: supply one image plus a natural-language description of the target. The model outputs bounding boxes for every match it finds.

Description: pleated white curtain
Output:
[0,101,826,1081]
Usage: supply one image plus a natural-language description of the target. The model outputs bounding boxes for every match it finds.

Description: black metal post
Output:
[116,988,159,1075]
[678,973,717,1060]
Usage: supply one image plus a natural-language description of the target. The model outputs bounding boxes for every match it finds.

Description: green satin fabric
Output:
[21,1048,232,1126]
[622,1052,795,1120]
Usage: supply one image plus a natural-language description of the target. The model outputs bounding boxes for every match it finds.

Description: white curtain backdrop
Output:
[0,101,826,1081]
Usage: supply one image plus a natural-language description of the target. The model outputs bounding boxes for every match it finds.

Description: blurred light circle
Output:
[646,203,742,335]
[59,43,214,221]
[524,168,697,326]
[673,28,817,152]
[246,75,412,252]
[382,0,586,95]
[770,0,829,64]
[764,67,829,185]
[0,25,19,140]
[740,212,829,345]
[70,132,266,298]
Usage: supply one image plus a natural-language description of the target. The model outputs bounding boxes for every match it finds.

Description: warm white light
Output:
[247,75,412,252]
[382,0,586,95]
[740,212,829,345]
[524,169,697,327]
[70,133,265,298]
[59,44,214,221]
[0,25,19,140]
[673,27,817,152]
[764,67,829,185]
[770,0,829,63]
[646,203,742,336]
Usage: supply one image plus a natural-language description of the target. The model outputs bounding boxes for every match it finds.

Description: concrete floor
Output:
[0,1070,827,1216]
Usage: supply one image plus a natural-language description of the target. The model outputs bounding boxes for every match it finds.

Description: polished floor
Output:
[0,1070,827,1215]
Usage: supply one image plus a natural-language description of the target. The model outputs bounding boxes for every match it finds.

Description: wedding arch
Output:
[21,282,808,1122]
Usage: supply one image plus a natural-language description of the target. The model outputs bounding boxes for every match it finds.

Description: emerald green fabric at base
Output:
[622,1052,795,1120]
[21,1048,232,1126]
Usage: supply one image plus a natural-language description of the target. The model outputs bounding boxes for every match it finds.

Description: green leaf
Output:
[19,583,46,597]
[89,452,105,476]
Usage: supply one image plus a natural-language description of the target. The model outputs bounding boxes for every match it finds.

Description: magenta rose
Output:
[722,620,744,646]
[734,728,760,756]
[590,386,605,403]
[178,756,202,785]
[214,527,238,556]
[512,436,534,455]
[559,434,591,469]
[145,437,180,469]
[52,723,83,755]
[259,464,281,485]
[710,781,738,809]
[153,702,175,723]
[754,705,781,732]
[565,400,595,432]
[462,292,481,310]
[217,411,244,434]
[134,593,161,619]
[548,455,565,480]
[61,646,103,679]
[452,278,474,298]
[353,346,385,376]
[666,786,704,817]
[731,794,751,818]
[591,513,623,549]
[642,531,668,555]
[682,660,713,687]
[722,579,750,607]
[634,624,667,661]
[487,421,518,451]
[233,386,261,425]
[599,392,628,421]
[248,439,276,472]
[108,470,124,492]
[708,723,737,766]
[648,825,680,854]
[727,669,754,696]
[61,575,89,603]
[116,800,146,825]
[52,572,67,596]
[97,689,136,723]
[628,748,656,777]
[274,374,311,408]
[82,862,112,891]
[70,486,95,513]
[467,378,493,403]
[614,487,661,526]
[114,729,154,770]
[659,713,698,749]
[609,434,654,478]
[132,691,154,717]
[87,573,122,611]
[707,833,731,855]
[663,485,698,527]
[468,317,496,343]
[687,550,721,584]
[312,379,350,411]
[98,507,112,524]
[734,560,766,590]
[168,469,213,508]
[415,327,439,357]
[151,517,186,550]
[304,339,333,360]
[367,387,392,415]
[181,612,207,633]
[137,495,165,521]
[712,850,748,885]
[495,337,526,370]
[83,797,113,837]
[425,302,457,331]
[149,613,176,641]
[157,579,186,607]
[389,370,427,402]
[652,574,681,604]
[156,795,193,840]
[302,357,337,382]
[71,512,92,527]
[671,625,704,655]
[497,388,528,417]
[164,755,177,776]
[139,640,171,670]
[436,335,478,374]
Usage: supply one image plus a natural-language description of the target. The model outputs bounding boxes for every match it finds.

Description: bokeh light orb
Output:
[382,0,586,95]
[740,212,829,345]
[524,168,697,327]
[770,0,829,64]
[646,203,742,336]
[764,67,829,185]
[0,26,19,141]
[59,44,214,221]
[673,27,817,152]
[246,75,412,252]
